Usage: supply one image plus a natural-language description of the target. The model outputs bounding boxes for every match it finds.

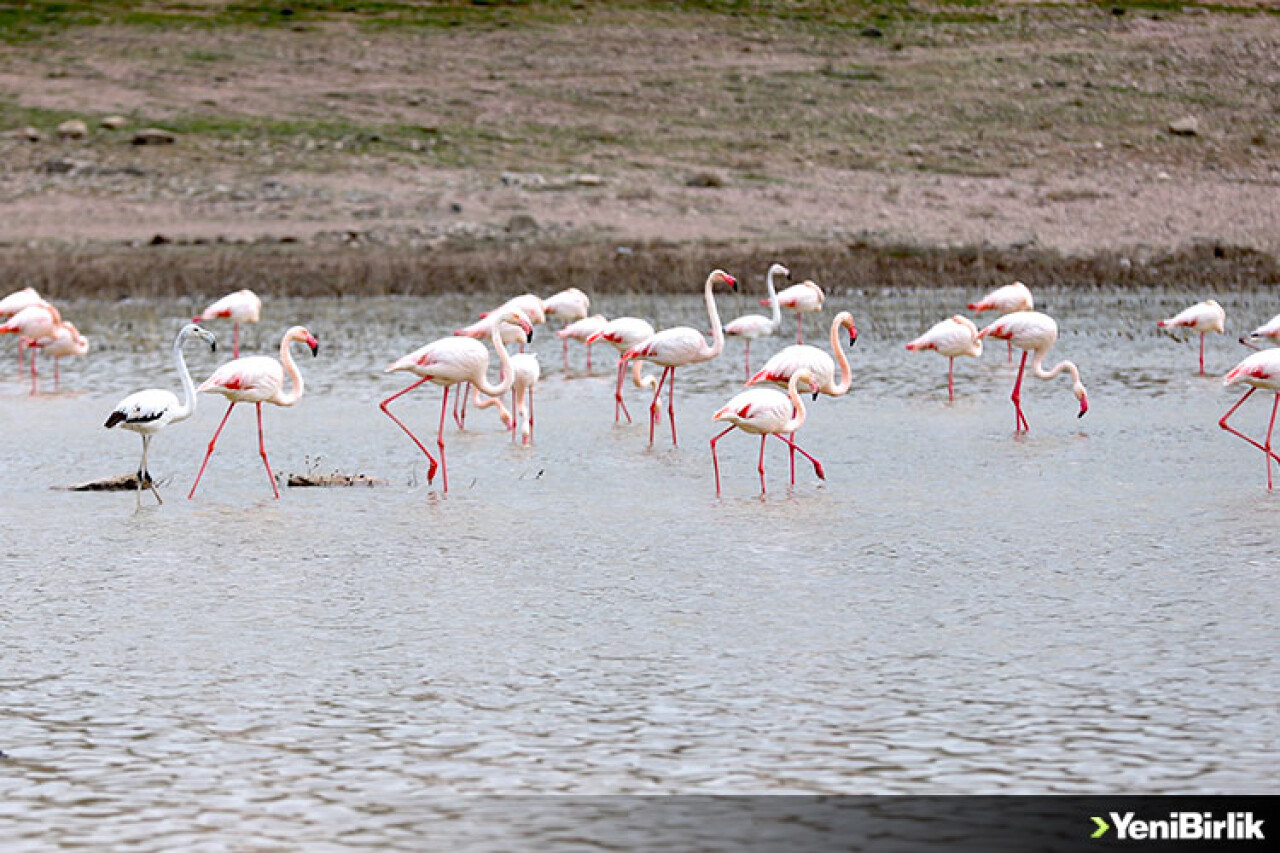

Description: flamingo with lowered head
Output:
[773,278,824,344]
[28,320,89,391]
[0,287,51,369]
[711,368,824,496]
[543,288,591,370]
[1157,299,1226,375]
[194,289,262,358]
[1,303,62,391]
[978,310,1088,432]
[906,315,983,402]
[586,316,661,424]
[724,263,787,380]
[557,314,608,373]
[748,311,858,397]
[620,269,737,447]
[1219,349,1280,489]
[382,310,532,492]
[105,324,217,505]
[969,281,1034,362]
[188,325,320,500]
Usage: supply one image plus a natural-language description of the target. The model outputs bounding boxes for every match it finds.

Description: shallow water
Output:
[2,286,1278,846]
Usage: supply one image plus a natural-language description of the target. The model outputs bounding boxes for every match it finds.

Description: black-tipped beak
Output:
[310,342,320,357]
[210,341,217,352]
[849,332,859,346]
[811,390,820,401]
[526,330,534,344]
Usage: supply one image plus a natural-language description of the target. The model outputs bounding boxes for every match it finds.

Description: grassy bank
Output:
[4,240,1275,301]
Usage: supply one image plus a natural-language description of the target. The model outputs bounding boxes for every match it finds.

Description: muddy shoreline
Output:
[4,239,1276,301]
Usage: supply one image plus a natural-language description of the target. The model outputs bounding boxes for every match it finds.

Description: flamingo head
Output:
[792,368,820,401]
[497,311,534,344]
[184,323,218,352]
[838,312,858,346]
[1074,383,1088,418]
[286,326,319,356]
[710,269,737,292]
[768,263,791,281]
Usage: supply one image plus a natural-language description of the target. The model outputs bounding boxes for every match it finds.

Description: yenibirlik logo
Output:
[1091,812,1265,841]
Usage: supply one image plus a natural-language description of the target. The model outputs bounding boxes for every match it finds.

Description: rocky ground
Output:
[0,1,1276,294]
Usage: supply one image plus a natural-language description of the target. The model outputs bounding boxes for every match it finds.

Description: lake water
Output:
[2,285,1277,848]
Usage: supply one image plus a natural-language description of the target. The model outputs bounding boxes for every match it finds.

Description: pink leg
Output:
[1199,333,1206,376]
[710,424,735,496]
[255,402,280,499]
[948,357,955,403]
[527,387,534,444]
[460,381,471,429]
[379,376,439,484]
[188,401,236,499]
[1006,339,1013,363]
[1267,394,1279,490]
[511,388,518,443]
[437,385,451,493]
[648,367,670,447]
[54,357,60,391]
[586,343,593,373]
[28,345,37,395]
[233,323,240,358]
[758,434,769,494]
[452,380,463,428]
[667,368,678,446]
[615,359,633,424]
[1218,389,1280,479]
[1011,350,1029,432]
[562,338,569,372]
[744,341,751,383]
[774,434,824,482]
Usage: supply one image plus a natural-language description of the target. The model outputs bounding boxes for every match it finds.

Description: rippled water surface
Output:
[2,286,1277,847]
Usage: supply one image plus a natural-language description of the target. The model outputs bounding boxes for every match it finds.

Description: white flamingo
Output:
[978,310,1088,431]
[748,311,858,398]
[543,288,591,370]
[724,263,787,380]
[585,316,661,424]
[1220,348,1280,489]
[905,315,983,402]
[1157,299,1226,375]
[193,289,262,358]
[29,320,89,390]
[711,368,823,496]
[773,278,824,344]
[969,281,1034,361]
[556,314,608,373]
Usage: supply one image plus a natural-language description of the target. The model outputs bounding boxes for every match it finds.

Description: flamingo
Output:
[905,315,983,402]
[724,263,788,380]
[194,289,262,358]
[0,287,51,369]
[968,281,1034,362]
[1241,313,1280,350]
[478,293,546,327]
[1157,299,1226,375]
[382,310,532,492]
[507,352,541,445]
[104,324,217,506]
[1,303,62,391]
[453,311,539,427]
[556,314,608,373]
[1220,349,1280,489]
[711,368,823,496]
[620,269,737,447]
[585,316,661,423]
[977,310,1088,432]
[543,288,591,370]
[747,311,858,397]
[187,325,319,500]
[773,278,824,344]
[28,321,89,391]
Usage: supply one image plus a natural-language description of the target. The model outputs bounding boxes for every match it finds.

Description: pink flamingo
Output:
[472,352,541,444]
[968,281,1033,362]
[905,315,983,402]
[556,314,608,373]
[620,268,737,447]
[194,289,262,358]
[1220,349,1280,489]
[1157,299,1225,375]
[0,288,51,369]
[1242,312,1280,350]
[977,310,1088,432]
[724,263,787,380]
[543,288,591,370]
[1,303,62,391]
[28,321,89,391]
[382,310,531,492]
[105,324,218,505]
[585,316,660,423]
[748,311,858,397]
[711,368,823,496]
[188,325,319,500]
[772,278,824,344]
[453,311,538,428]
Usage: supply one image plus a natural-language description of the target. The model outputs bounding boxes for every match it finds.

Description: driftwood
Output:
[286,473,388,488]
[55,474,158,492]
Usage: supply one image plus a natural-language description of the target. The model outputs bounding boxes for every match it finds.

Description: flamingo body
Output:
[772,279,824,344]
[710,368,824,495]
[968,281,1034,314]
[978,310,1088,430]
[725,264,788,380]
[194,289,262,357]
[1220,349,1280,489]
[542,288,589,322]
[748,311,858,397]
[0,287,50,318]
[906,315,982,402]
[585,317,660,423]
[1158,299,1226,375]
[2,304,63,389]
[30,321,89,389]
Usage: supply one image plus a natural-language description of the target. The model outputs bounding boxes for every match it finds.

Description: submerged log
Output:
[286,473,388,488]
[55,474,156,492]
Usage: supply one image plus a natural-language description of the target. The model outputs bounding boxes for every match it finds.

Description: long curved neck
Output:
[1031,348,1080,386]
[783,372,808,433]
[475,321,518,397]
[170,331,198,422]
[765,269,781,331]
[828,316,852,394]
[703,275,725,358]
[277,336,306,406]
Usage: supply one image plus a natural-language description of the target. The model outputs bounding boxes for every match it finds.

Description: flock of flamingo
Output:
[5,270,1280,502]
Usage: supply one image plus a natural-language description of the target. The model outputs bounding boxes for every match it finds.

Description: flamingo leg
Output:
[526,387,534,445]
[948,357,955,403]
[773,433,824,482]
[1218,389,1280,478]
[648,366,670,447]
[437,385,451,493]
[561,338,569,372]
[758,434,769,494]
[667,368,678,446]
[255,403,280,499]
[53,357,60,391]
[614,358,630,424]
[379,376,439,484]
[1199,332,1207,376]
[710,424,735,496]
[744,341,751,383]
[188,401,236,499]
[511,387,518,443]
[586,342,593,373]
[1010,350,1030,432]
[139,433,162,505]
[1006,339,1013,363]
[1267,394,1279,490]
[28,344,38,395]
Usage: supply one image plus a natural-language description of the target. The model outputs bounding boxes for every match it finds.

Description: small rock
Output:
[57,119,88,139]
[15,126,42,142]
[149,233,171,245]
[574,173,603,186]
[1156,171,1171,181]
[500,171,546,187]
[905,143,924,157]
[860,26,884,38]
[685,171,724,188]
[1168,116,1199,136]
[100,115,128,130]
[131,128,176,145]
[449,202,463,214]
[505,214,539,234]
[37,158,78,175]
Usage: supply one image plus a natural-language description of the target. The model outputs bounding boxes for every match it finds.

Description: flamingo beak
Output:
[811,389,820,401]
[849,329,858,346]
[1079,394,1089,418]
[191,315,202,323]
[210,340,217,353]
[726,275,738,292]
[307,335,320,356]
